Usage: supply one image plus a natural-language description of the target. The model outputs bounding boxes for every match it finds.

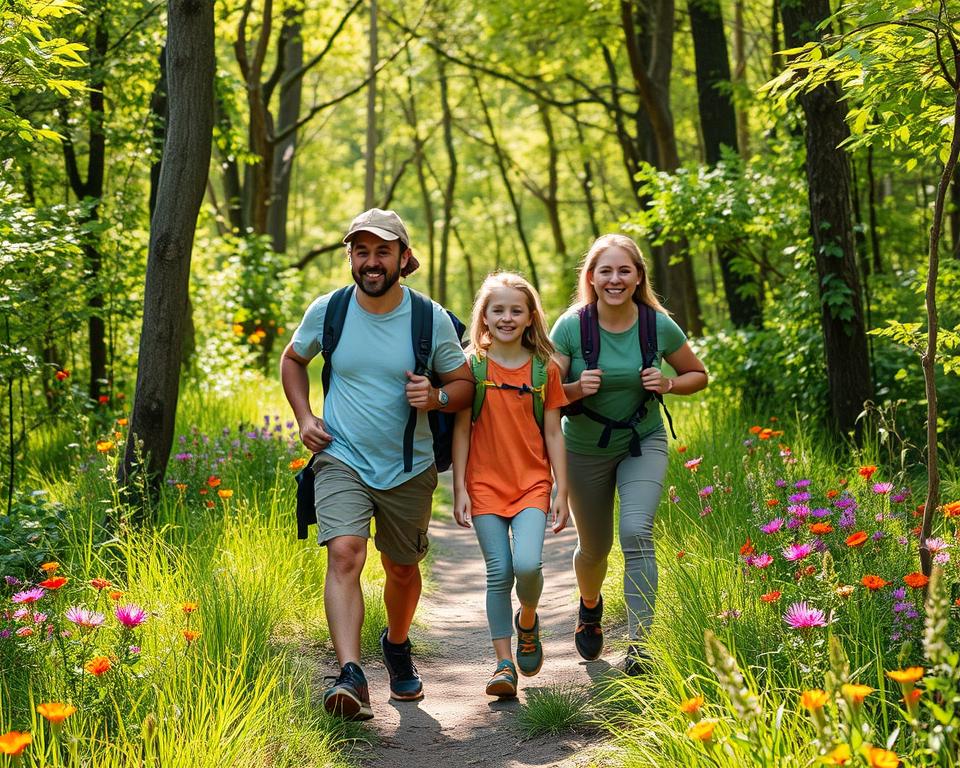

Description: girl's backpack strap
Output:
[531,356,548,429]
[470,353,489,422]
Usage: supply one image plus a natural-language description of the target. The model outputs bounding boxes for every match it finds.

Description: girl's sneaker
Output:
[575,595,604,661]
[514,610,544,676]
[485,659,518,698]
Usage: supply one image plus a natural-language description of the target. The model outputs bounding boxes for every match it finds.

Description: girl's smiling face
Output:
[483,286,533,346]
[589,246,640,307]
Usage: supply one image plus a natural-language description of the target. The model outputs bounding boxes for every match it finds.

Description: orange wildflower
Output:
[676,549,686,559]
[40,561,60,573]
[207,475,221,488]
[36,702,77,723]
[687,719,716,742]
[0,731,32,756]
[181,601,198,614]
[183,629,201,643]
[175,483,187,492]
[96,440,114,453]
[749,425,762,434]
[903,572,929,589]
[90,578,111,590]
[866,747,900,768]
[289,458,307,471]
[845,531,868,547]
[217,489,233,499]
[108,590,124,601]
[206,500,215,508]
[739,538,754,557]
[822,744,852,765]
[861,575,889,591]
[886,667,924,685]
[841,683,874,705]
[679,695,704,714]
[858,465,878,479]
[760,590,782,603]
[38,576,68,590]
[677,445,688,453]
[826,489,839,499]
[766,498,780,507]
[55,369,69,381]
[116,418,128,426]
[758,428,773,440]
[944,501,960,517]
[84,656,112,676]
[809,523,834,535]
[800,689,829,710]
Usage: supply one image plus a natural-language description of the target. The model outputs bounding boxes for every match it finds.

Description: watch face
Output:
[438,389,449,406]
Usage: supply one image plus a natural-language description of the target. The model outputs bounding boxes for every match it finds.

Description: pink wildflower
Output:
[65,606,105,629]
[11,588,45,604]
[783,602,828,630]
[782,542,814,562]
[114,604,148,629]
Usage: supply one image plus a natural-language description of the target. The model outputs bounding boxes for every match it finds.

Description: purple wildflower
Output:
[129,645,141,655]
[775,479,788,488]
[783,602,827,630]
[934,551,951,565]
[700,506,713,517]
[871,530,885,542]
[834,496,857,510]
[114,604,148,629]
[925,537,949,553]
[788,504,811,518]
[0,629,10,639]
[65,606,105,629]
[699,486,714,498]
[760,518,785,534]
[872,482,894,495]
[789,492,811,503]
[786,517,803,530]
[4,576,20,586]
[811,508,832,518]
[11,587,45,604]
[782,542,814,562]
[174,452,193,462]
[794,479,812,488]
[838,509,856,529]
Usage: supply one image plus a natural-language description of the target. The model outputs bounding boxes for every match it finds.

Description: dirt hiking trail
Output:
[352,509,619,768]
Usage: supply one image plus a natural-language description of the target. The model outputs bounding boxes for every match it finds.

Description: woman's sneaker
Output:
[485,659,518,698]
[624,644,651,677]
[574,595,604,661]
[323,662,373,720]
[514,610,544,677]
[380,628,424,701]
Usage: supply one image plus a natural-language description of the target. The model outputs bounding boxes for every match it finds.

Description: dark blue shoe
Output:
[380,628,424,701]
[323,662,373,720]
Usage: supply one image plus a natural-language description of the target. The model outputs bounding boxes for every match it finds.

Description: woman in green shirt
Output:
[551,233,708,674]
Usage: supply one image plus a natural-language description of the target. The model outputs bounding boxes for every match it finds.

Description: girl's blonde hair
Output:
[574,233,668,314]
[470,271,554,361]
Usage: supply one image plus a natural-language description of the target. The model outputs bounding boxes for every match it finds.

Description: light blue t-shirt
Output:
[291,286,466,489]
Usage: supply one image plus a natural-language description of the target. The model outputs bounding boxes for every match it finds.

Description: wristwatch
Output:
[436,388,449,408]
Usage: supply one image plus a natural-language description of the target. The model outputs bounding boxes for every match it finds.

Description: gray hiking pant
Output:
[567,429,668,641]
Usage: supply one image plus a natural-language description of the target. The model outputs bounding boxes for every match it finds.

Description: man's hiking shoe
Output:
[380,628,424,701]
[485,659,518,698]
[575,595,604,661]
[515,610,544,677]
[624,644,651,677]
[323,662,373,720]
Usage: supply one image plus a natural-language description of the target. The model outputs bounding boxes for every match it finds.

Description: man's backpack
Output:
[564,299,676,456]
[295,286,466,540]
[469,353,548,431]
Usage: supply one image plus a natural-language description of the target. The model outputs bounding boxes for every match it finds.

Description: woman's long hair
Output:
[470,271,555,362]
[574,233,668,314]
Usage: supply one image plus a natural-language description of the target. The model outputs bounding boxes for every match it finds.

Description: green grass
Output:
[517,683,594,738]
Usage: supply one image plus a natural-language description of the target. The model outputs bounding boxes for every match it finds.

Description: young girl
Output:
[551,234,708,675]
[452,272,569,698]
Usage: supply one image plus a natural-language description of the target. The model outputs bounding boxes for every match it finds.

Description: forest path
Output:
[351,501,616,768]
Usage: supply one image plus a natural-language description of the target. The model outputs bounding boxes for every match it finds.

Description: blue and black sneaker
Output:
[323,661,373,720]
[380,628,424,701]
[574,594,604,661]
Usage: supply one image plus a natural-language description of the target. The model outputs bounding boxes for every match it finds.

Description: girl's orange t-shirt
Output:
[465,355,568,517]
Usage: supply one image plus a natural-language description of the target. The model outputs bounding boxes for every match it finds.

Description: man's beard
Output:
[352,264,400,297]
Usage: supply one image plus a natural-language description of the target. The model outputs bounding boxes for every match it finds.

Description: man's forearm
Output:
[438,378,474,413]
[280,354,314,423]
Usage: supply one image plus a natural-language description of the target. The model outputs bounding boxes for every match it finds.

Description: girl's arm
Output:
[555,352,602,403]
[452,408,473,528]
[543,408,569,533]
[640,342,709,395]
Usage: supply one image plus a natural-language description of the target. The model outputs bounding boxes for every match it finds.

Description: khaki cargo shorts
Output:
[312,453,438,564]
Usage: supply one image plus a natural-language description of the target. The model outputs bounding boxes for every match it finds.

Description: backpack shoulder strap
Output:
[531,356,548,429]
[403,289,435,472]
[470,353,488,422]
[320,285,355,397]
[579,303,600,370]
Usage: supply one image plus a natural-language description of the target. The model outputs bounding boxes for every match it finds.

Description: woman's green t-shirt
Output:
[550,307,686,455]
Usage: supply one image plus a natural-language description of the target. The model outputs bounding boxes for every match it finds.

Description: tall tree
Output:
[688,0,761,327]
[120,0,215,499]
[364,0,378,207]
[780,0,873,435]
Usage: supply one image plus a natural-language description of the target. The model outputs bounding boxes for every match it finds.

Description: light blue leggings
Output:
[472,507,546,640]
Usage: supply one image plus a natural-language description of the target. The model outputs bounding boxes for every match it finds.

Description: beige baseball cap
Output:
[343,208,420,276]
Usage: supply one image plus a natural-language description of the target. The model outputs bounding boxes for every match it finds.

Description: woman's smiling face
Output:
[589,246,640,307]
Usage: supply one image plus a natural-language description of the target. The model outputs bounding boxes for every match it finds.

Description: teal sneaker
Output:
[485,658,518,698]
[379,628,424,701]
[514,610,544,677]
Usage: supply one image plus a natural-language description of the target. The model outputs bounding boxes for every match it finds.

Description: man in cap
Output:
[281,208,473,720]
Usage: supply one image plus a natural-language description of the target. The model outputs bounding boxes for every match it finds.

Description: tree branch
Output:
[280,0,364,91]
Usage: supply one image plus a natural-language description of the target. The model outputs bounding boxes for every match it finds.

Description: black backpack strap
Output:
[580,302,600,370]
[403,290,434,472]
[638,302,677,440]
[320,286,354,398]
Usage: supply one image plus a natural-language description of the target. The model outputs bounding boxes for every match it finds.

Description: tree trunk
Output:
[403,58,436,295]
[573,113,601,239]
[951,163,960,259]
[214,92,245,233]
[689,0,761,328]
[868,146,883,272]
[620,0,702,334]
[120,0,215,500]
[537,101,569,275]
[267,11,303,253]
[733,0,750,158]
[364,0,377,208]
[149,47,168,218]
[781,0,873,436]
[437,57,456,306]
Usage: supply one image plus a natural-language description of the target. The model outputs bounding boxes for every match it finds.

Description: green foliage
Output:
[0,490,63,579]
[516,683,592,737]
